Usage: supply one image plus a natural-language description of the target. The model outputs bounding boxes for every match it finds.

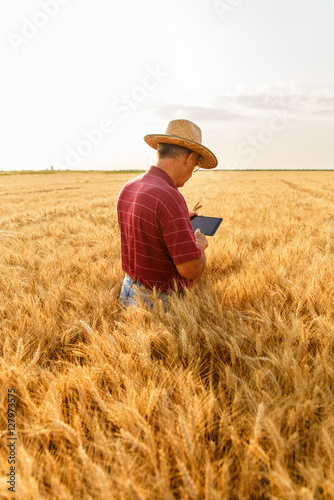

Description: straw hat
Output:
[144,119,218,169]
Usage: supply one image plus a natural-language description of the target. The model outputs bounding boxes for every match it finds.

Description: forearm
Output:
[176,246,206,280]
[175,229,208,280]
[196,246,206,276]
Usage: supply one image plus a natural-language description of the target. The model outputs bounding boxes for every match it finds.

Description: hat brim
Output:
[144,134,218,170]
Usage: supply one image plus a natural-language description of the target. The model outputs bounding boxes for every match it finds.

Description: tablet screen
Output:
[190,216,223,236]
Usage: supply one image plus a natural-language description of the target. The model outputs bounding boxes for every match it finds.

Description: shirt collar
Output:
[147,165,178,190]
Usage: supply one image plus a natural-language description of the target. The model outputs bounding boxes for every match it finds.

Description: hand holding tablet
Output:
[190,215,223,236]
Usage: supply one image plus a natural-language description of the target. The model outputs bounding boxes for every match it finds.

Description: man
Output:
[116,119,218,308]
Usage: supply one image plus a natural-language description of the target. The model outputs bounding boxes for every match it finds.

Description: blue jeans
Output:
[119,274,167,310]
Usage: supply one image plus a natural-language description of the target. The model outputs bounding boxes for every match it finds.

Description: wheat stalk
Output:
[1,170,333,498]
[192,201,203,212]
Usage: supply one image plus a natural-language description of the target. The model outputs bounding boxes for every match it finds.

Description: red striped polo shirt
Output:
[116,166,202,292]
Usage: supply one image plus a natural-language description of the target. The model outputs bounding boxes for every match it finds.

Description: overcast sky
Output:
[1,0,333,171]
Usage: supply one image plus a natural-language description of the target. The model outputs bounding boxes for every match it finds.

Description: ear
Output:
[185,151,195,167]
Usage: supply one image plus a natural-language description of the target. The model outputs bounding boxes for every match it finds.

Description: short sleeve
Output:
[160,194,202,265]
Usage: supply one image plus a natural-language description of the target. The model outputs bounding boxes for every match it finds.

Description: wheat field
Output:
[0,170,333,500]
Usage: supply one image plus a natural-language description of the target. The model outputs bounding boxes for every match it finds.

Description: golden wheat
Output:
[0,170,333,499]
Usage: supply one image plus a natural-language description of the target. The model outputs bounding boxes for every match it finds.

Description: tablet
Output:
[190,215,223,236]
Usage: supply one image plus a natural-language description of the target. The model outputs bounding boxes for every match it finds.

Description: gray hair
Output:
[157,143,193,160]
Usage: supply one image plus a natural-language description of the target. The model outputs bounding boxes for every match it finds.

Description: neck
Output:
[155,158,181,187]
